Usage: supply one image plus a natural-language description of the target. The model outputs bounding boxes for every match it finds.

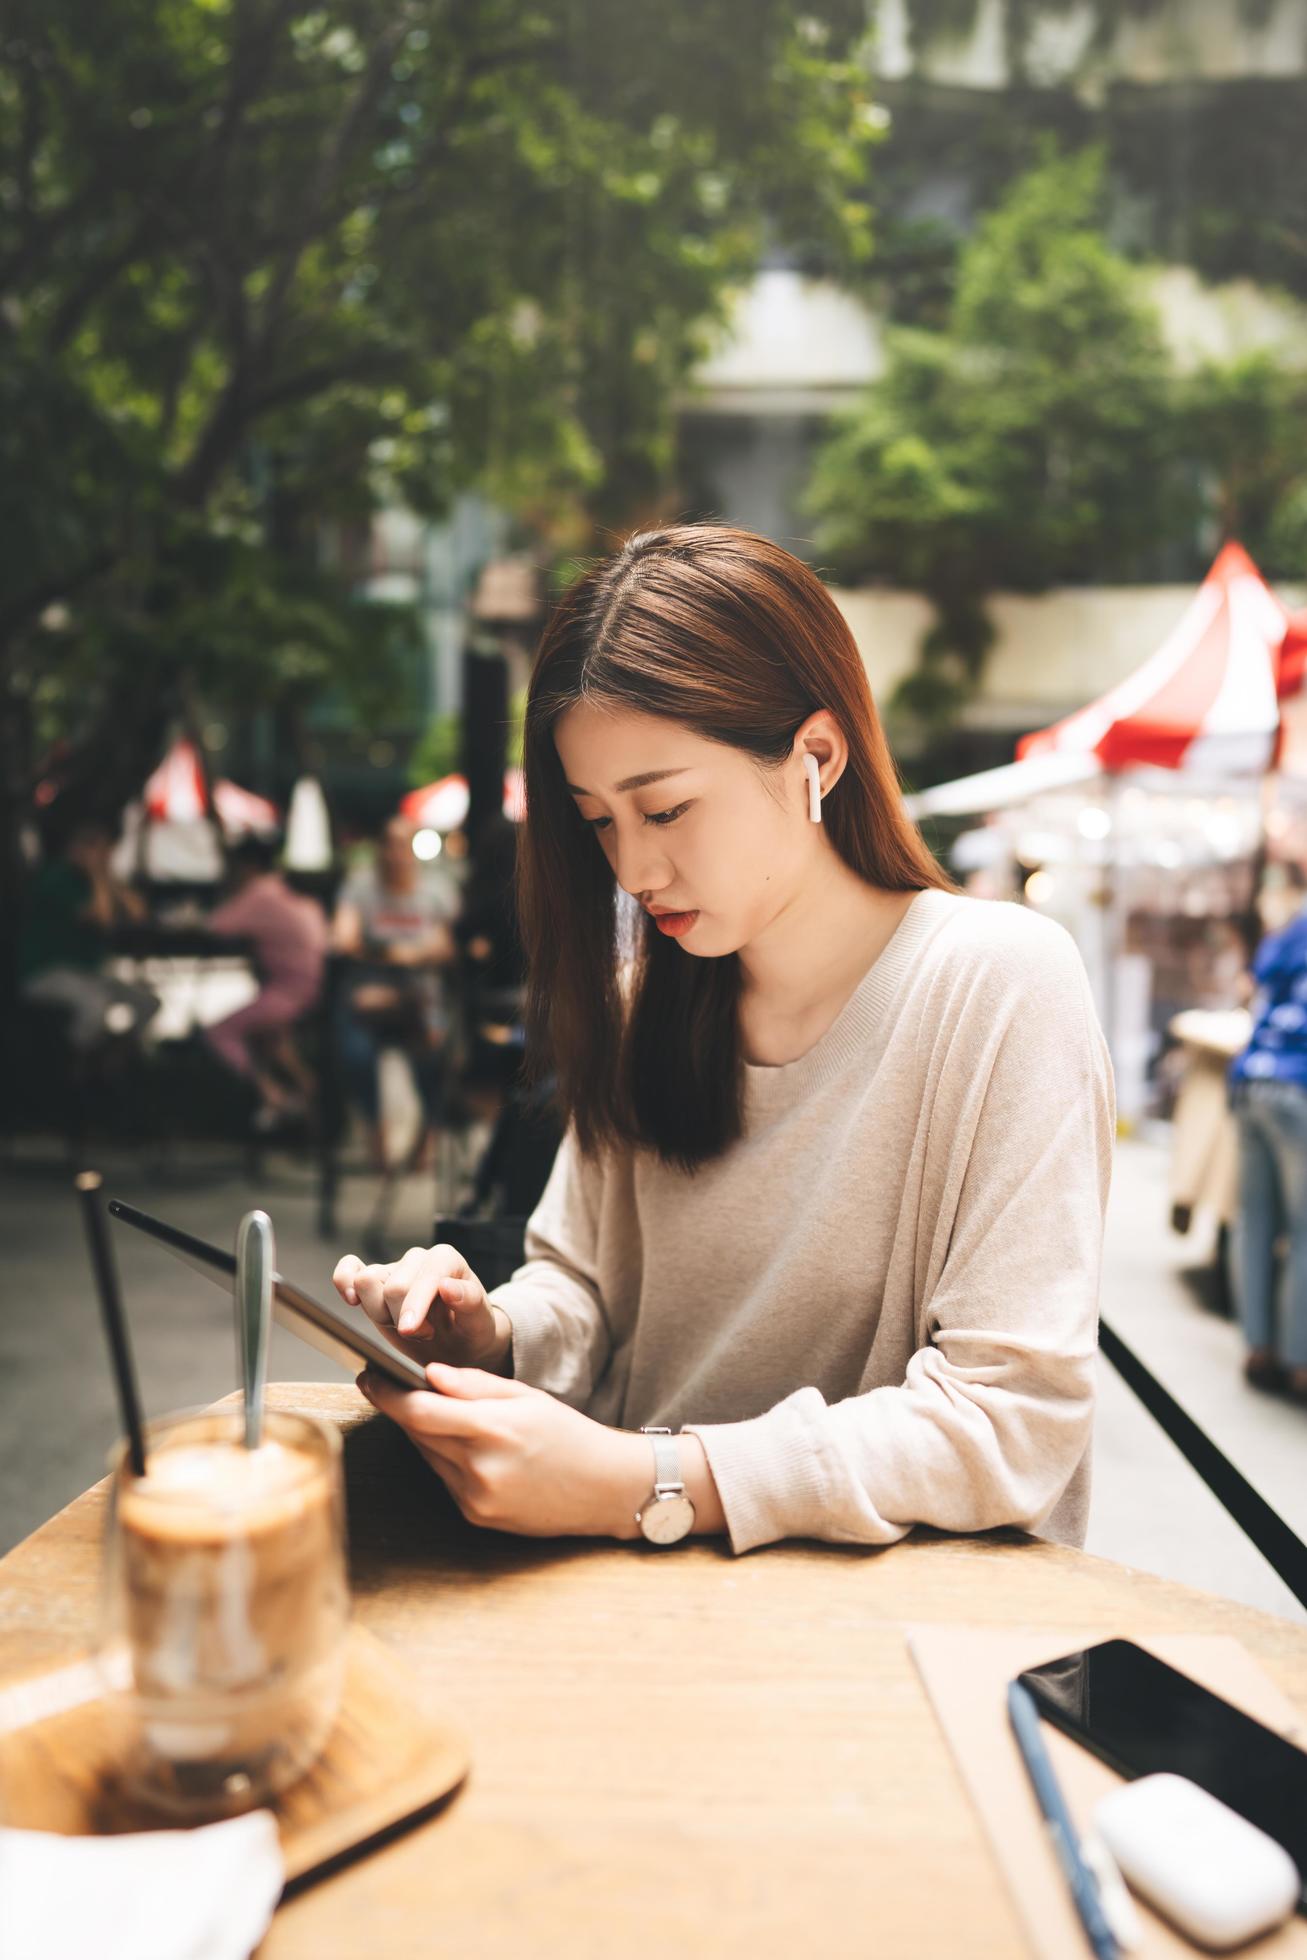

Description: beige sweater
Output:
[490,889,1115,1554]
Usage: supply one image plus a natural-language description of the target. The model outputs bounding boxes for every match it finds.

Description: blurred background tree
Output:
[1177,356,1307,574]
[806,150,1180,723]
[807,141,1307,729]
[0,0,876,930]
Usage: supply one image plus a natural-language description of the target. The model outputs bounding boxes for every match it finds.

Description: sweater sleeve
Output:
[487,1128,615,1409]
[683,926,1116,1554]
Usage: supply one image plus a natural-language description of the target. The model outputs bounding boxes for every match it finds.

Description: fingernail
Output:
[445,1282,464,1305]
[345,1286,358,1304]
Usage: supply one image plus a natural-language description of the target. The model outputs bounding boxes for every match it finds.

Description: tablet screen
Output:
[108,1200,430,1391]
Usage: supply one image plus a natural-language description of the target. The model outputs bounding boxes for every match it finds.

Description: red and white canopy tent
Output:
[144,738,281,836]
[1016,541,1287,779]
[400,768,526,832]
[1278,606,1307,706]
[909,544,1293,820]
[127,738,281,882]
[906,543,1301,1121]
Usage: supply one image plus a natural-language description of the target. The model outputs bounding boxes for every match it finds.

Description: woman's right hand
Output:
[332,1244,510,1373]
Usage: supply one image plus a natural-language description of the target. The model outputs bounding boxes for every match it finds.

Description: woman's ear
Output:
[794,710,848,801]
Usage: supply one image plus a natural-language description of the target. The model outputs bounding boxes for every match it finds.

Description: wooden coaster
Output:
[0,1623,469,1885]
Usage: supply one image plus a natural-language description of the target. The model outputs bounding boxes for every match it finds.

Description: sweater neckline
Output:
[741,888,958,1112]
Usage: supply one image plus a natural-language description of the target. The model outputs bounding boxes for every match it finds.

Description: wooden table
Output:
[5,1381,1307,1958]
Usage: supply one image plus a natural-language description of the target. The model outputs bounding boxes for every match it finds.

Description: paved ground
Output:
[1,1129,1303,1622]
[1087,1134,1307,1622]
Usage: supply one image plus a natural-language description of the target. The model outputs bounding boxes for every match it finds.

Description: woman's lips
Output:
[652,910,699,938]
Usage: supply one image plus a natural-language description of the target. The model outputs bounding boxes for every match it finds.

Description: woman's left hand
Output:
[357,1364,641,1539]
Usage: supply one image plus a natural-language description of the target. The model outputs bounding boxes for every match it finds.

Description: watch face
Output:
[640,1493,695,1545]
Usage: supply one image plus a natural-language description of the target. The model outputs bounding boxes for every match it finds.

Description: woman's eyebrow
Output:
[565,768,690,796]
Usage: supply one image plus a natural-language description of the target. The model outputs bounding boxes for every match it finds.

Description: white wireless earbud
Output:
[803,753,822,824]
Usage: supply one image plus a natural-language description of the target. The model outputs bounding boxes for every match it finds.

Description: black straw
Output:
[76,1172,147,1477]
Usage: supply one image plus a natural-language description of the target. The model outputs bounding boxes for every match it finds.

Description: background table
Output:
[106,923,261,1043]
[4,1381,1307,1958]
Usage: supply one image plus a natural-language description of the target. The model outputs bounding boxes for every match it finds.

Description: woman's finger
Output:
[357,1371,489,1441]
[402,1433,470,1502]
[352,1261,418,1328]
[379,1246,436,1317]
[397,1245,470,1337]
[424,1362,528,1400]
[332,1253,365,1307]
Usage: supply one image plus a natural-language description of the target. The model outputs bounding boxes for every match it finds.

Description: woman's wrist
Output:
[609,1428,727,1541]
[677,1432,728,1537]
[486,1304,515,1376]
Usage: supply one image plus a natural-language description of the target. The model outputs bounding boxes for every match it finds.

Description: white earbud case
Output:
[1094,1773,1301,1951]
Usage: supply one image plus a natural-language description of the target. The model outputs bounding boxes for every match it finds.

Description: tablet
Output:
[108,1199,431,1391]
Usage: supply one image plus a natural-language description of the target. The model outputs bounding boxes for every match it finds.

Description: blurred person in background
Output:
[331,813,460,1168]
[18,817,159,1051]
[203,832,327,1129]
[1229,862,1307,1403]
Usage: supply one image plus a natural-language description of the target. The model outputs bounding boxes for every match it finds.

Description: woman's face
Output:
[554,703,816,958]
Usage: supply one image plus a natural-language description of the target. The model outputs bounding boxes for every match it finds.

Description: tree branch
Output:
[174,5,423,508]
[256,6,421,347]
[250,345,415,416]
[46,215,160,352]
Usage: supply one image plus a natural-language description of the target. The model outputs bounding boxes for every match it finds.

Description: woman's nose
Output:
[612,830,669,899]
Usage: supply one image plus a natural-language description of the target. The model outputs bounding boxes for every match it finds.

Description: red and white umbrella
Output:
[401,768,525,831]
[1017,543,1286,778]
[401,773,470,831]
[144,740,280,836]
[212,777,281,836]
[145,739,208,824]
[1278,608,1307,702]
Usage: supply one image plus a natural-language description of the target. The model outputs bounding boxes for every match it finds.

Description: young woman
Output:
[335,525,1115,1553]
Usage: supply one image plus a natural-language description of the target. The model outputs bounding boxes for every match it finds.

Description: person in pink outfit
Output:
[204,835,327,1125]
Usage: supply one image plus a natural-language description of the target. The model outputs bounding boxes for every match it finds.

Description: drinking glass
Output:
[101,1407,348,1818]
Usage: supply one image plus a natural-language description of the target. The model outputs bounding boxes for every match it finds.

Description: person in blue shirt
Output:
[1229,878,1307,1402]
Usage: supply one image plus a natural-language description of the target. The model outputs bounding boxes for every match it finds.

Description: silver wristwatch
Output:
[634,1426,696,1546]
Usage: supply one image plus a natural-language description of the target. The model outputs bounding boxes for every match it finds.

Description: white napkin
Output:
[0,1809,283,1960]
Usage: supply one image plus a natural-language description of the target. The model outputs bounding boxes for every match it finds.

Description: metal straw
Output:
[75,1171,147,1477]
[235,1209,274,1450]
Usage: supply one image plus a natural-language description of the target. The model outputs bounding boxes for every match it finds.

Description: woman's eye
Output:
[580,802,690,832]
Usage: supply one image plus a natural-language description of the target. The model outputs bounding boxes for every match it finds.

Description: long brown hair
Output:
[517,524,951,1170]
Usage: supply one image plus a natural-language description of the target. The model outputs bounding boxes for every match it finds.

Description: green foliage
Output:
[1176,357,1307,575]
[409,711,463,787]
[506,689,527,771]
[0,0,877,850]
[409,686,525,788]
[806,150,1179,724]
[809,145,1307,728]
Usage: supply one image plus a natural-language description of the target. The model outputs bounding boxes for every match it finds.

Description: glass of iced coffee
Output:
[102,1407,348,1818]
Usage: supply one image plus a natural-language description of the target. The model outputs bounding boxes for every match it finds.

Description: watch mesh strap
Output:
[640,1426,683,1493]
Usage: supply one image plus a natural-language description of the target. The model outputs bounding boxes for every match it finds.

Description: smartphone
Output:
[1017,1638,1307,1902]
[108,1198,431,1392]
